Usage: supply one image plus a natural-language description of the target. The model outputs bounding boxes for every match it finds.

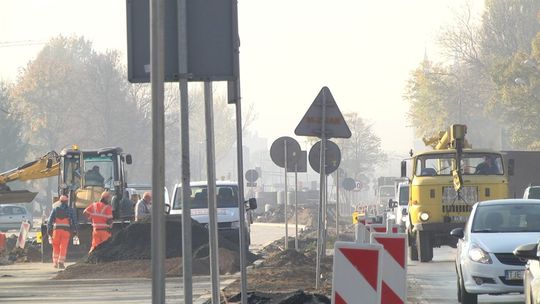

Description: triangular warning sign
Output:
[339,247,379,291]
[295,87,351,139]
[382,281,404,304]
[375,237,406,268]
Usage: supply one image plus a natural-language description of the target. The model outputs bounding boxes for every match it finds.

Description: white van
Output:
[170,181,257,245]
[389,182,409,229]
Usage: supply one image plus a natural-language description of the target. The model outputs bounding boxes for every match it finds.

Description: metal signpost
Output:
[270,136,301,250]
[295,87,351,289]
[149,0,166,302]
[127,1,240,302]
[287,151,307,250]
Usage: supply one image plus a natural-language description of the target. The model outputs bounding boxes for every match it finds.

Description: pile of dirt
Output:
[222,290,330,304]
[0,235,42,265]
[87,215,258,263]
[56,246,244,279]
[57,215,260,279]
[256,205,318,228]
[262,249,312,267]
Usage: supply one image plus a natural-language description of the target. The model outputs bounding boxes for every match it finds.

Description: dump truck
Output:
[0,146,132,261]
[402,125,508,262]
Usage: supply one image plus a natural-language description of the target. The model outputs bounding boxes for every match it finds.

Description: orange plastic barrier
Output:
[0,232,6,251]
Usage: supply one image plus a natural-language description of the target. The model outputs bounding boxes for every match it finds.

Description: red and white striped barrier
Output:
[366,223,399,234]
[370,233,408,304]
[332,242,383,304]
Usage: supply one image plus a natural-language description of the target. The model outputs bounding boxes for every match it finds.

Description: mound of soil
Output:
[56,247,244,279]
[262,249,311,267]
[58,215,260,279]
[224,290,330,304]
[87,215,258,263]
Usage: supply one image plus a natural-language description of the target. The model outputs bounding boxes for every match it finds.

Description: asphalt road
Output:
[408,247,525,304]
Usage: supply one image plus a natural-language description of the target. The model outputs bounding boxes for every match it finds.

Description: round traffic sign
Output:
[342,177,356,191]
[270,136,302,169]
[308,140,341,175]
[245,169,259,182]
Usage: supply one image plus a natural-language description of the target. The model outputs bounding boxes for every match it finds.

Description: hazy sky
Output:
[0,0,483,154]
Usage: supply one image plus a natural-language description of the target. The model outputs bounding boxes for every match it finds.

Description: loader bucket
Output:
[0,190,38,204]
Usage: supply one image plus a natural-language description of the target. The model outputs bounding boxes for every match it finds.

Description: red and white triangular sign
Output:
[295,87,351,139]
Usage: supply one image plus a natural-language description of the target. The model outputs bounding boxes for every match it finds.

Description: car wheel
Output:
[459,271,478,304]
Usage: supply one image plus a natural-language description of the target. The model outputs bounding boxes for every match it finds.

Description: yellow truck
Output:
[402,125,508,262]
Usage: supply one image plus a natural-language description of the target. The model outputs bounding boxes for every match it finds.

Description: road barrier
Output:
[332,241,383,304]
[370,232,408,304]
[344,218,407,303]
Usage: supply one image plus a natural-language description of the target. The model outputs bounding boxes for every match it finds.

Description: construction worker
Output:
[83,191,113,252]
[135,191,152,221]
[47,195,77,269]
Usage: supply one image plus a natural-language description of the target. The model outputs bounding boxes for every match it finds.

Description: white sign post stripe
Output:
[332,242,382,304]
[370,233,407,304]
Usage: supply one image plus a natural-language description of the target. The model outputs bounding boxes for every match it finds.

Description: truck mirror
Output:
[508,159,514,176]
[388,199,396,209]
[165,203,171,214]
[125,154,133,165]
[247,198,257,210]
[401,161,407,177]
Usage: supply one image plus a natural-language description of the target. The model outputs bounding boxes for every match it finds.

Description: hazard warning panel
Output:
[332,241,383,304]
[371,233,408,304]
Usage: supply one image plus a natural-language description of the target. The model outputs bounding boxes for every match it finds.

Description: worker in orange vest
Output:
[47,195,78,269]
[83,191,113,252]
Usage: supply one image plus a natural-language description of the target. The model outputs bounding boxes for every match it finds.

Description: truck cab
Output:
[170,181,256,245]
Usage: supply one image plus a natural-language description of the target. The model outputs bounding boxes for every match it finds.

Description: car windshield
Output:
[173,185,239,209]
[399,186,409,206]
[380,187,394,196]
[415,152,503,176]
[472,203,540,233]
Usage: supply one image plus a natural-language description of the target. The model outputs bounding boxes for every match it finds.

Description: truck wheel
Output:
[417,231,433,262]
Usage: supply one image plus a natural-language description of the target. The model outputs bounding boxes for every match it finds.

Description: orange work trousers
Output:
[90,229,111,252]
[52,229,71,265]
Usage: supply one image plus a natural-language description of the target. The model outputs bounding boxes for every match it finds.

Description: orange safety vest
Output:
[84,201,113,230]
[53,208,71,231]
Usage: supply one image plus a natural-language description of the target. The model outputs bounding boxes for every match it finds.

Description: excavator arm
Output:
[0,151,60,203]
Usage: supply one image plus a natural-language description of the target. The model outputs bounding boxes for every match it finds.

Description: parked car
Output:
[450,199,540,304]
[524,186,540,199]
[513,241,540,304]
[0,204,33,232]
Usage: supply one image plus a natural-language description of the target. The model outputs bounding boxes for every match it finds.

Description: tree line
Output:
[404,0,540,150]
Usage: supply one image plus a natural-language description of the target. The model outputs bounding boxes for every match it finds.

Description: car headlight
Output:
[468,244,492,264]
[419,212,429,222]
[230,221,240,228]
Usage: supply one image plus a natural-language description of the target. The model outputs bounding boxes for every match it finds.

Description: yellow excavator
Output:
[0,151,60,204]
[0,145,132,261]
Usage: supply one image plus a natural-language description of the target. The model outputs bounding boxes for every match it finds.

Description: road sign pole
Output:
[150,0,166,302]
[284,141,288,250]
[315,90,327,289]
[336,171,340,240]
[204,81,220,304]
[295,164,298,251]
[176,0,193,302]
[233,79,249,304]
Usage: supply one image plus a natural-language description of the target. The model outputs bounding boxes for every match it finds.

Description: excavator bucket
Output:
[0,190,38,204]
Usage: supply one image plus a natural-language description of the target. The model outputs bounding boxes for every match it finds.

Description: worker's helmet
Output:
[101,191,112,200]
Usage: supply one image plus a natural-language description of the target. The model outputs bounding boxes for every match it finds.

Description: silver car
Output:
[0,204,33,232]
[451,199,540,304]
